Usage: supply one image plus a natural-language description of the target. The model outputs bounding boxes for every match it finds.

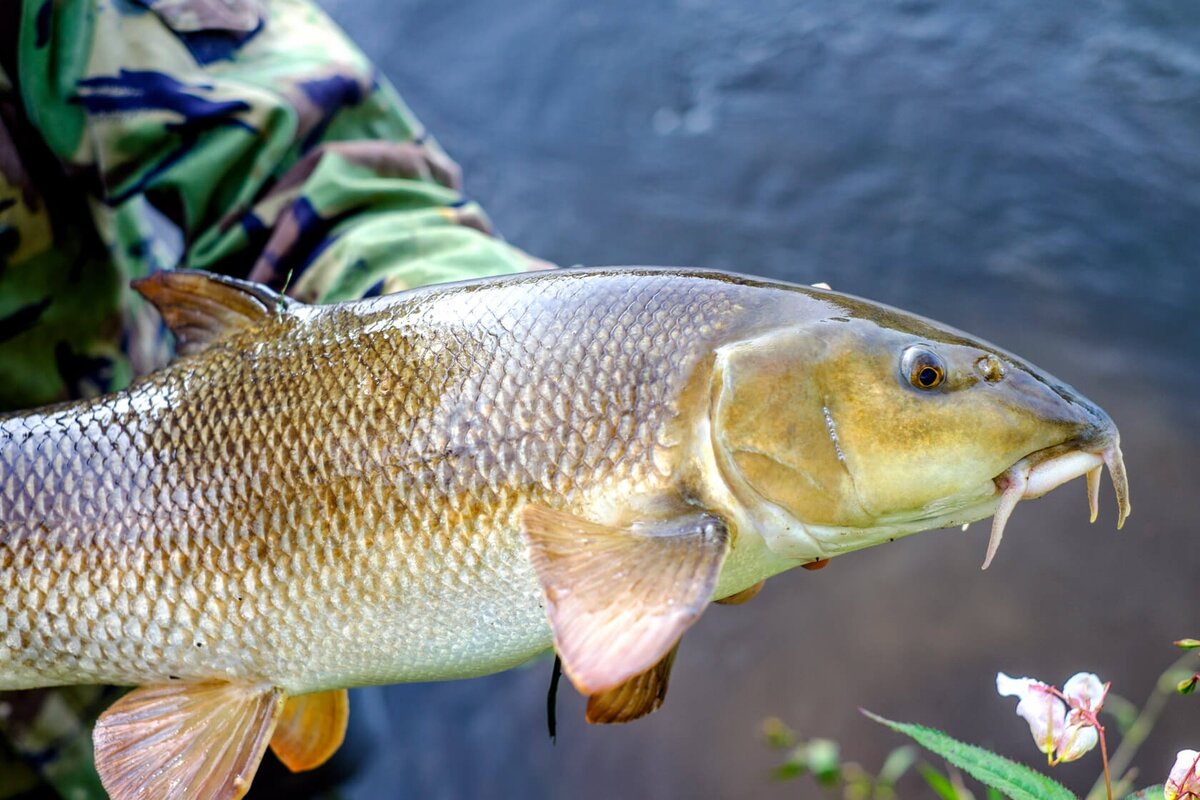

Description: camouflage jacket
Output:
[0,0,543,795]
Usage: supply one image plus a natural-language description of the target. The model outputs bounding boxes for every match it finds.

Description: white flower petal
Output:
[1063,672,1106,714]
[1055,722,1098,763]
[1166,749,1200,800]
[997,673,1066,756]
[996,673,1040,698]
[1017,694,1066,755]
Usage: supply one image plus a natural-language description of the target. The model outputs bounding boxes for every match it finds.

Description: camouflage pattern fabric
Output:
[0,0,546,795]
[0,0,544,408]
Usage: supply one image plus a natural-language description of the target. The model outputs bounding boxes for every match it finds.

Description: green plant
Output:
[765,641,1199,800]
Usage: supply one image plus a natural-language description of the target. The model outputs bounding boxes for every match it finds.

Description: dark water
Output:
[305,1,1200,797]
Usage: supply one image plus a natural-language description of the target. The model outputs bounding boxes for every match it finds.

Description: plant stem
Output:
[1086,653,1197,800]
[1098,726,1113,800]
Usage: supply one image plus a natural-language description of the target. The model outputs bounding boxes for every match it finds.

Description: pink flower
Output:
[1167,750,1200,800]
[1063,672,1106,715]
[996,672,1107,765]
[996,674,1064,756]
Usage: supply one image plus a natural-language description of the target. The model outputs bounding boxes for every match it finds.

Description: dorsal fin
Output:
[132,270,292,356]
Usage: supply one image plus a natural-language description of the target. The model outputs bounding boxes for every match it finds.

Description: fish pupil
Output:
[900,345,947,389]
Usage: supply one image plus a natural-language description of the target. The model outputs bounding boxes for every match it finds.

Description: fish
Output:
[0,267,1130,799]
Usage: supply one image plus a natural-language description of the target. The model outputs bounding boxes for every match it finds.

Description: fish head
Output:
[710,294,1129,567]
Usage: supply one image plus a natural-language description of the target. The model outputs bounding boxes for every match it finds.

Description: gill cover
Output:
[711,326,872,529]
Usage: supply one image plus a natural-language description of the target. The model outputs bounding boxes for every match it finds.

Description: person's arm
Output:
[18,0,545,302]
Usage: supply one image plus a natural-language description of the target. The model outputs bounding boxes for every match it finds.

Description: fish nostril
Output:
[975,356,1006,383]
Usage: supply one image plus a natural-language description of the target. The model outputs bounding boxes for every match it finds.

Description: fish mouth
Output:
[981,440,1131,570]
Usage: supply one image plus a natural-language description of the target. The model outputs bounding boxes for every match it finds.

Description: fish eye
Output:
[901,346,946,390]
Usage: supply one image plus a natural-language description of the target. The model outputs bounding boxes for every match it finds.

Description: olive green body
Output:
[0,269,817,694]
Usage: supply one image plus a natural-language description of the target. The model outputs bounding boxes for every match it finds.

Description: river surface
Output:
[266,1,1200,796]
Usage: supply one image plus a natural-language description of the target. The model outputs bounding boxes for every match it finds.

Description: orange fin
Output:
[93,681,285,800]
[715,580,765,605]
[132,270,292,355]
[520,504,728,695]
[586,643,679,724]
[269,688,350,772]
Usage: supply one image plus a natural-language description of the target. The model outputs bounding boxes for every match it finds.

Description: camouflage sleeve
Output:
[26,0,544,292]
[5,0,546,401]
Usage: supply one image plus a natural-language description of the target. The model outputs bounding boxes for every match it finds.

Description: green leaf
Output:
[1123,786,1164,800]
[988,788,1006,800]
[862,710,1077,800]
[806,739,841,786]
[771,744,808,782]
[761,717,797,750]
[878,745,918,786]
[1173,638,1200,650]
[841,764,875,799]
[917,762,963,800]
[770,760,805,781]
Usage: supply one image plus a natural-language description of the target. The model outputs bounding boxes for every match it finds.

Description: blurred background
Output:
[254,0,1199,797]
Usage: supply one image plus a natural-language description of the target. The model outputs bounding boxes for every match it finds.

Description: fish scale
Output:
[0,269,781,695]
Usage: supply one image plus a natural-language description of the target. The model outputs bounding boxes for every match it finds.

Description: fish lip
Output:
[980,435,1131,570]
[998,443,1104,500]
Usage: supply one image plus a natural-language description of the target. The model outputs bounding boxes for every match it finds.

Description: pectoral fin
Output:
[521,504,728,695]
[586,644,679,724]
[93,682,285,800]
[270,688,350,772]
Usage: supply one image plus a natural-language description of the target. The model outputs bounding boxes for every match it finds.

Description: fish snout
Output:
[1006,365,1112,442]
[980,377,1130,570]
[1020,381,1128,521]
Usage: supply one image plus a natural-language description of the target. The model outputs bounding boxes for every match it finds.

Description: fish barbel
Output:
[0,268,1129,798]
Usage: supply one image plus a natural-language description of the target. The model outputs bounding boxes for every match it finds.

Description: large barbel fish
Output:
[0,268,1129,799]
